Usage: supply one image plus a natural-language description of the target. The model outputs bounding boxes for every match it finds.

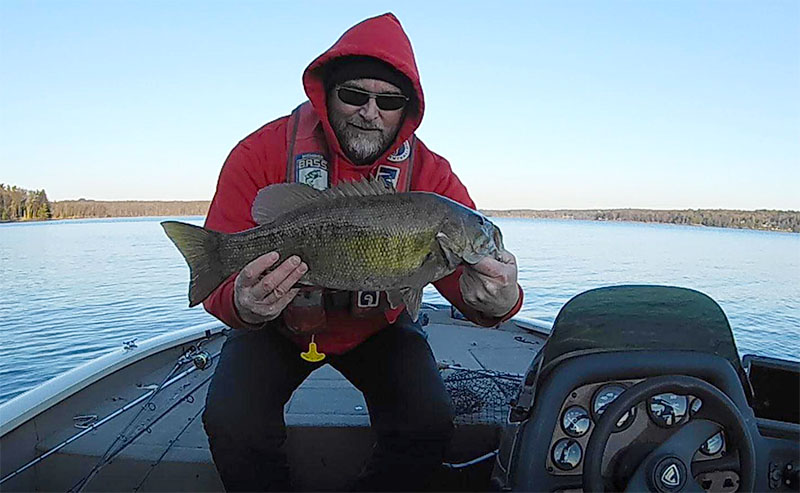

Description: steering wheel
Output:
[583,375,755,492]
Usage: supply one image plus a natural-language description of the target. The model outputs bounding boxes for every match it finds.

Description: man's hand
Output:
[234,252,308,326]
[459,249,520,318]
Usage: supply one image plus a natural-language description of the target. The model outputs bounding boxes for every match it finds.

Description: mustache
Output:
[345,116,384,131]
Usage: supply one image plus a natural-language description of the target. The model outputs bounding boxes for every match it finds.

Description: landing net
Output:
[441,367,522,426]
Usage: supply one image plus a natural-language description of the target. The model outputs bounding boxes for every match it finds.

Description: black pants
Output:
[202,316,454,491]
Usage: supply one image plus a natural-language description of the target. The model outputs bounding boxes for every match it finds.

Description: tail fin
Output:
[161,221,228,307]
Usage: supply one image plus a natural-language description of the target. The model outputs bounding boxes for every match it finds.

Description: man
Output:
[201,13,523,491]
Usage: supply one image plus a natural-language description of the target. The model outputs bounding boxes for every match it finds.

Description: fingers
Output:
[249,255,304,300]
[470,257,502,277]
[470,250,517,277]
[247,287,301,321]
[262,260,308,304]
[496,249,515,264]
[459,267,519,317]
[238,252,280,288]
[460,250,520,317]
[234,253,308,325]
[461,267,498,301]
[459,269,485,307]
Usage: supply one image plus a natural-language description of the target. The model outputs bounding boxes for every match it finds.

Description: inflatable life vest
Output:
[281,101,416,334]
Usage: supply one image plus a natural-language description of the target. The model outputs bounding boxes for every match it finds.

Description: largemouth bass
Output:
[162,178,503,321]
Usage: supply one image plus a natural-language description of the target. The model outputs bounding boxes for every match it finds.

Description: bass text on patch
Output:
[295,153,329,190]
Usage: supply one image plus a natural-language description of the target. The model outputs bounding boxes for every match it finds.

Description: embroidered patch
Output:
[357,291,380,308]
[387,140,411,162]
[295,153,329,190]
[377,165,401,190]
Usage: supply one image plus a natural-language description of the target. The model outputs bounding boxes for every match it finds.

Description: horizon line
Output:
[48,197,799,214]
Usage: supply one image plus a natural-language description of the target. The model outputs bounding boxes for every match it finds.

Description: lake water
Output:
[1,217,798,404]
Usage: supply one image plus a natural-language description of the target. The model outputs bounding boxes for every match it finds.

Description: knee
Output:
[202,401,287,451]
[202,385,285,445]
[415,375,456,441]
[390,394,455,442]
[425,398,455,441]
[202,377,235,439]
[201,399,227,440]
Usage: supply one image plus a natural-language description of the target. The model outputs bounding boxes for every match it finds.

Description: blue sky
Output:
[1,1,798,210]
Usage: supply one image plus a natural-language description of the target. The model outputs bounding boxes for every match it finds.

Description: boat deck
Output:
[1,306,548,491]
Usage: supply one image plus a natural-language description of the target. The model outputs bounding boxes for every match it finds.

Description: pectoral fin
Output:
[387,290,403,309]
[461,251,487,265]
[401,287,424,322]
[492,224,505,251]
[388,288,423,321]
[436,232,462,268]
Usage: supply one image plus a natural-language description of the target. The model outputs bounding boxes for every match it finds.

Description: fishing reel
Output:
[181,345,212,371]
[191,351,212,370]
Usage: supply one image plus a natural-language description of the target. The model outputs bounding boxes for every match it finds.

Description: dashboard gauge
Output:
[690,398,703,415]
[700,431,724,456]
[592,384,635,430]
[562,406,591,437]
[648,393,689,427]
[552,438,582,470]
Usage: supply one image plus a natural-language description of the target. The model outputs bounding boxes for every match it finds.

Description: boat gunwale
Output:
[0,321,227,437]
[0,307,551,438]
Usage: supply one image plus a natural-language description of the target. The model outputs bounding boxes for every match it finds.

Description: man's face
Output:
[328,78,405,165]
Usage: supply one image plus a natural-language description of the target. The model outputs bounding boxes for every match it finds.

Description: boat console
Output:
[492,285,800,492]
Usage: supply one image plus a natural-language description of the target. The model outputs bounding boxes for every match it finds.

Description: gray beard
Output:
[331,116,398,165]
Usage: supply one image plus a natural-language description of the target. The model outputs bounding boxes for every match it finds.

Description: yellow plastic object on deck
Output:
[301,335,326,362]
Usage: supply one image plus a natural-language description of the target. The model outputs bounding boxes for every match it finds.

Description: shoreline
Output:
[3,212,797,234]
[3,185,797,232]
[486,215,798,234]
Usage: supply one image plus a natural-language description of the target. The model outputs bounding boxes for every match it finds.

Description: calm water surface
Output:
[1,217,798,403]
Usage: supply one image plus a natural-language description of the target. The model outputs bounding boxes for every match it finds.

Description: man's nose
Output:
[358,97,380,121]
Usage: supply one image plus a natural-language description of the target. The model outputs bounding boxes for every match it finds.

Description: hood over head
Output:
[303,13,424,167]
[324,56,414,97]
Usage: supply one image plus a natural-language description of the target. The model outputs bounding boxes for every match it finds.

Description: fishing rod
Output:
[69,342,220,493]
[71,359,186,491]
[70,371,216,492]
[0,347,210,488]
[132,402,207,491]
[0,331,223,488]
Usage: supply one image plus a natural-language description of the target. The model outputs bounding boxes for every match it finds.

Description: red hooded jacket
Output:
[203,13,523,355]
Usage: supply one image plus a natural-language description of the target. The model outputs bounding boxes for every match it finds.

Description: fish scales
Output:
[161,177,503,319]
[222,193,446,291]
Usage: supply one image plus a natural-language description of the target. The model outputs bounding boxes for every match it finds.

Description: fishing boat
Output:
[1,286,797,492]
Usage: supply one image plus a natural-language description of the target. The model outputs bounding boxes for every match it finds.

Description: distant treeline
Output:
[1,184,209,222]
[2,184,797,233]
[482,209,800,233]
[51,199,210,219]
[1,184,52,221]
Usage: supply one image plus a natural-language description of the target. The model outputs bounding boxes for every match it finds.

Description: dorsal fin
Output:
[251,177,395,225]
[319,176,395,200]
[251,183,323,225]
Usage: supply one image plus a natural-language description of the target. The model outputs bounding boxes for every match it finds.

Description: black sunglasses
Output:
[335,85,409,111]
